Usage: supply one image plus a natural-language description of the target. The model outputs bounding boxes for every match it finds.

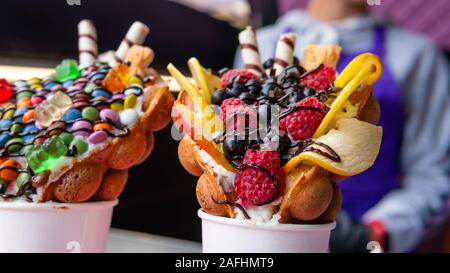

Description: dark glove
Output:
[330,210,372,253]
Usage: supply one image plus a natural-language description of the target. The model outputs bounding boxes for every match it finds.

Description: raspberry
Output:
[300,65,336,90]
[279,97,326,141]
[221,69,258,88]
[235,149,284,207]
[220,98,256,132]
[0,79,13,103]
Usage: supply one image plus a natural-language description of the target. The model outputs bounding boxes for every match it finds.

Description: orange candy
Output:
[0,159,21,181]
[17,97,32,108]
[22,110,35,123]
[103,63,131,93]
[93,123,112,132]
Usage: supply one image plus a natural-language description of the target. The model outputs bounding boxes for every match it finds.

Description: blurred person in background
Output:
[236,0,450,252]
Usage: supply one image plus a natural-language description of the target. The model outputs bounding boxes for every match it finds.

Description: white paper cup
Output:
[198,209,336,253]
[0,200,118,253]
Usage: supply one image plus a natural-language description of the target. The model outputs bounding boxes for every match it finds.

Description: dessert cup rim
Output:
[0,199,119,211]
[198,209,336,232]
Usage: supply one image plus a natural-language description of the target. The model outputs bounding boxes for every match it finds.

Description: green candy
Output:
[128,76,143,86]
[84,82,97,93]
[71,137,88,156]
[26,152,41,172]
[55,59,80,82]
[36,149,49,162]
[5,138,24,153]
[42,136,68,157]
[21,144,34,157]
[16,172,31,187]
[59,132,74,146]
[81,106,99,121]
[16,91,33,100]
[10,124,22,134]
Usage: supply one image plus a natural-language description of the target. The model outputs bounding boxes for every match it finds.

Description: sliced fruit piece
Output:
[173,101,233,172]
[283,118,382,176]
[188,57,220,103]
[167,63,207,112]
[313,54,382,137]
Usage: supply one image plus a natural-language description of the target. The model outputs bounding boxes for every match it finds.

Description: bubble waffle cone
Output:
[170,26,383,225]
[0,20,174,203]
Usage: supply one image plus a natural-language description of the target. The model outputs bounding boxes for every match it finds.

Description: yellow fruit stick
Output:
[188,58,212,104]
[313,54,382,138]
[167,63,207,112]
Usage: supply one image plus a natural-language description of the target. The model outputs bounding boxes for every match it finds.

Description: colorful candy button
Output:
[93,122,112,132]
[10,124,23,134]
[110,102,124,112]
[16,172,31,187]
[30,96,44,106]
[81,106,99,121]
[124,94,137,109]
[59,132,74,146]
[88,130,108,144]
[92,89,111,99]
[63,108,82,121]
[5,138,24,153]
[22,110,35,123]
[16,91,33,100]
[0,159,20,181]
[17,97,32,108]
[0,119,12,130]
[72,120,92,138]
[71,137,88,156]
[0,134,11,147]
[3,108,16,119]
[124,85,142,96]
[99,109,120,124]
[120,109,138,126]
[128,76,143,86]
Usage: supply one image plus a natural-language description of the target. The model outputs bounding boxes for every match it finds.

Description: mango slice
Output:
[187,58,220,103]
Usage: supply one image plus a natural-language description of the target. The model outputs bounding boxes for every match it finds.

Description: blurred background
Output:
[1,0,449,251]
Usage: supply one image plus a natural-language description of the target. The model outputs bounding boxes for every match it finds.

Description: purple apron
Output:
[336,26,404,219]
[277,26,404,219]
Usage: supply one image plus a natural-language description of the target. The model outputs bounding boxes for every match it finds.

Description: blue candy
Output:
[21,134,36,144]
[92,89,111,99]
[89,72,106,82]
[0,134,11,147]
[0,119,12,130]
[22,125,38,134]
[63,108,82,121]
[44,81,59,90]
[63,80,75,88]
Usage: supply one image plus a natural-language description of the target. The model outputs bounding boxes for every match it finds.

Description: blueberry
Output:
[247,85,261,96]
[223,137,247,161]
[263,58,274,70]
[303,87,316,97]
[277,132,292,155]
[239,92,256,104]
[261,84,275,97]
[288,93,304,105]
[211,90,228,105]
[227,84,246,98]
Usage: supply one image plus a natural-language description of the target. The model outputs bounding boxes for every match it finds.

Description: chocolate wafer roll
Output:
[273,32,296,75]
[238,26,263,77]
[78,19,98,68]
[114,21,150,65]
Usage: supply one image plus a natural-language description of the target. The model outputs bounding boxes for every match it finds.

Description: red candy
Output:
[0,79,13,103]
